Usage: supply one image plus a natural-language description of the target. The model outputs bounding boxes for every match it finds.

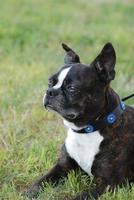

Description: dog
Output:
[25,43,134,199]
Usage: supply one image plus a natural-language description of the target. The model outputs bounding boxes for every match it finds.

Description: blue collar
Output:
[72,101,125,134]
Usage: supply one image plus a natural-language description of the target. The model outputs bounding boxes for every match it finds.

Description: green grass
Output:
[0,0,134,199]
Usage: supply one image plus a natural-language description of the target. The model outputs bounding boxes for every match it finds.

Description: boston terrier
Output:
[25,43,134,199]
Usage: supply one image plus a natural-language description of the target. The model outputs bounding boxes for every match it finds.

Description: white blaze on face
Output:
[53,67,72,89]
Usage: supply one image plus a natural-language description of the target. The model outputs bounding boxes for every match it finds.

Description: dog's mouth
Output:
[45,104,79,120]
[44,96,80,120]
[45,104,57,112]
[46,104,53,109]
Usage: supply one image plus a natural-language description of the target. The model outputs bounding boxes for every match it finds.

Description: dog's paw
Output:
[22,184,40,199]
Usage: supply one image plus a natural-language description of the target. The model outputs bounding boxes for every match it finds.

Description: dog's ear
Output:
[92,43,116,83]
[62,43,80,64]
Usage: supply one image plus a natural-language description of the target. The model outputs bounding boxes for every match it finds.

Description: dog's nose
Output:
[46,88,59,97]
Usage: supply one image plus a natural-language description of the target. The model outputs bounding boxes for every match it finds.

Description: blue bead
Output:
[107,113,116,124]
[85,125,94,133]
[120,101,125,110]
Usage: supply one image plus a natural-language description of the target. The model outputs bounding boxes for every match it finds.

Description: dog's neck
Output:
[63,87,120,131]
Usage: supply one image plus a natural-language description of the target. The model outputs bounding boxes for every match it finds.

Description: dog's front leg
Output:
[24,145,79,198]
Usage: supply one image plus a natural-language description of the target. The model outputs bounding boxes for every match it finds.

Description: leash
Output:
[121,93,134,102]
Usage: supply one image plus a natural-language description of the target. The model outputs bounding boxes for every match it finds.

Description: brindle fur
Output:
[24,43,134,200]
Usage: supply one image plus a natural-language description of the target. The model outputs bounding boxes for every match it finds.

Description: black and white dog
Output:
[26,43,134,199]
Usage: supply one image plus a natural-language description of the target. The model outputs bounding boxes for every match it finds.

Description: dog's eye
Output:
[67,86,79,93]
[69,86,76,92]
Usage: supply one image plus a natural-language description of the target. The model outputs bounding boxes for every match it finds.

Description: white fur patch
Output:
[65,125,103,175]
[43,67,71,106]
[53,67,72,89]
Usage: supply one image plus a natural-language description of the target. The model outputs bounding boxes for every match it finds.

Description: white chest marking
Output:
[65,128,104,175]
[53,67,72,89]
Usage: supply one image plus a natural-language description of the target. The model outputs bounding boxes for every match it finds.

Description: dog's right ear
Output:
[62,43,80,64]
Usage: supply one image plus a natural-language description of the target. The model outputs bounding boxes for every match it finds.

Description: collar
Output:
[72,101,125,134]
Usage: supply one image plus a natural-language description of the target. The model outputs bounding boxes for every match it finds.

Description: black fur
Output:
[24,43,134,200]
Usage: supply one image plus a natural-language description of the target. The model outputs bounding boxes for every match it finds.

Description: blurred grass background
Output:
[0,0,134,199]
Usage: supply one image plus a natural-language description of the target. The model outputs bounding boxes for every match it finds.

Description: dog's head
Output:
[44,43,116,126]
